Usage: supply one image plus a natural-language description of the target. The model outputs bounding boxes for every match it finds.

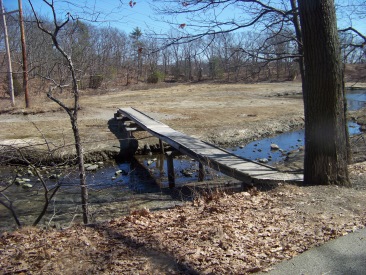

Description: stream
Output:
[229,89,365,163]
[1,89,365,232]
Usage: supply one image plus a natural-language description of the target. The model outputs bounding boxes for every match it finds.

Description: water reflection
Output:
[347,90,366,111]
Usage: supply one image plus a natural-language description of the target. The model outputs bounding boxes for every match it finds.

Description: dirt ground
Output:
[0,82,306,153]
[0,82,366,273]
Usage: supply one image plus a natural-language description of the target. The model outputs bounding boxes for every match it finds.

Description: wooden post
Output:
[18,0,29,108]
[198,162,205,182]
[166,151,175,188]
[159,139,165,154]
[0,0,14,106]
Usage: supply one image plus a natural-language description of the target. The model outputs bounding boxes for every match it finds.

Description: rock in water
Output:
[115,170,123,176]
[270,143,280,150]
[22,183,33,189]
[86,164,99,171]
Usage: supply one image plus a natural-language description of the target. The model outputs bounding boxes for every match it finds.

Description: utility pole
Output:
[18,0,30,108]
[0,0,15,106]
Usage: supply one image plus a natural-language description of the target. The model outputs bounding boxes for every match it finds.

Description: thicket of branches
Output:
[1,5,365,96]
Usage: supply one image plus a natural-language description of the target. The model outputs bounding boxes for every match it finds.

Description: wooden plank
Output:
[118,107,303,184]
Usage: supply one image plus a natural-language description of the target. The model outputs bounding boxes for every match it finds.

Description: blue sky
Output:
[2,0,167,35]
[3,0,365,36]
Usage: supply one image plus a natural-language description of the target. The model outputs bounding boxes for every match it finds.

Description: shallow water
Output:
[1,90,365,231]
[347,89,366,111]
[228,90,365,164]
[229,121,361,164]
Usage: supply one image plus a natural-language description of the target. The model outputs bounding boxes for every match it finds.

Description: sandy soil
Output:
[0,82,366,274]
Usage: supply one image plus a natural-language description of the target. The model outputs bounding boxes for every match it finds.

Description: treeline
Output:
[1,13,365,94]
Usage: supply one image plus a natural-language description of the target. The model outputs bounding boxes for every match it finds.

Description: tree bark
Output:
[18,0,30,108]
[298,0,350,186]
[71,116,89,224]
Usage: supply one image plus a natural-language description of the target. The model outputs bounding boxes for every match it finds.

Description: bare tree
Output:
[153,0,365,186]
[29,0,89,223]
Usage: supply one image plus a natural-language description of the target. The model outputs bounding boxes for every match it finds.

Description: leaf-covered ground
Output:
[1,181,365,274]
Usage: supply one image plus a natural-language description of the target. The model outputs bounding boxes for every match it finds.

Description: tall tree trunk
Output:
[298,0,350,186]
[18,0,30,107]
[71,116,88,224]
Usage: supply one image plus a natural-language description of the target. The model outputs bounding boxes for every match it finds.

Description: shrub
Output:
[147,71,165,84]
[89,75,104,89]
[3,74,23,97]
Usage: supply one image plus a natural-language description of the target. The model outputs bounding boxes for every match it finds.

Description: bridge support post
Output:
[198,162,205,182]
[166,151,175,188]
[159,139,165,154]
[110,114,138,160]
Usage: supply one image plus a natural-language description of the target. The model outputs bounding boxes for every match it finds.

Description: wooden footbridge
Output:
[116,107,303,187]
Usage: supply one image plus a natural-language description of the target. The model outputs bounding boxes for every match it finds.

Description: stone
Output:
[86,164,99,171]
[15,178,24,185]
[84,163,92,168]
[181,169,193,177]
[258,158,269,163]
[144,144,151,154]
[147,158,157,166]
[270,143,280,150]
[27,170,34,176]
[22,183,33,189]
[49,174,58,179]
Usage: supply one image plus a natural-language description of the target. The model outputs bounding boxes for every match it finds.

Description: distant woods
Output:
[1,12,365,95]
